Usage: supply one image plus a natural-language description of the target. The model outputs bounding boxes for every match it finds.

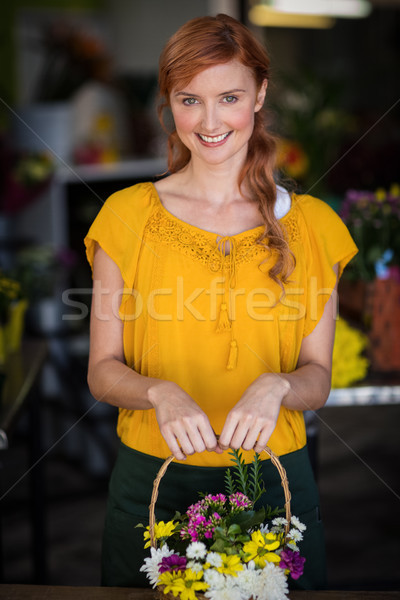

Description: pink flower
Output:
[229,492,252,510]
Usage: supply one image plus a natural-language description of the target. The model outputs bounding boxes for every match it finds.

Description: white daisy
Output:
[205,579,242,600]
[290,515,307,532]
[206,552,223,568]
[247,559,256,571]
[186,541,207,560]
[236,566,259,598]
[272,517,288,528]
[287,528,303,542]
[255,562,289,600]
[259,523,270,534]
[187,560,203,573]
[203,568,226,589]
[139,544,173,587]
[286,539,299,552]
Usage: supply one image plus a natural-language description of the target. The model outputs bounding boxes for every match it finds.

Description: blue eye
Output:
[183,97,198,105]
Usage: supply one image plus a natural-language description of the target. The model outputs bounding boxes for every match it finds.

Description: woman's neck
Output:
[179,157,247,206]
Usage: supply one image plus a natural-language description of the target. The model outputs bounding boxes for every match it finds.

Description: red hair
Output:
[158,14,294,284]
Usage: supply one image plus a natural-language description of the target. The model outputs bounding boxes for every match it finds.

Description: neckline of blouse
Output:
[149,182,297,241]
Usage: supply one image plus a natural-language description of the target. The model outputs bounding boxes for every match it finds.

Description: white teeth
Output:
[198,132,230,143]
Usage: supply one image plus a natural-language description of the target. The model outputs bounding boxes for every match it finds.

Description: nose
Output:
[201,103,221,132]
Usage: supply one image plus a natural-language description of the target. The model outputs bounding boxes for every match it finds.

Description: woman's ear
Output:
[255,79,268,112]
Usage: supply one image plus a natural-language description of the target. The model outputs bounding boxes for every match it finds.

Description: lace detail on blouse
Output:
[282,209,301,243]
[144,207,268,269]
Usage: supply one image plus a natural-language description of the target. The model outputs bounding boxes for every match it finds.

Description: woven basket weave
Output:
[149,446,292,600]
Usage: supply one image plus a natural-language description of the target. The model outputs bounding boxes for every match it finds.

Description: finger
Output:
[218,417,239,450]
[195,420,219,453]
[161,429,187,461]
[184,425,207,454]
[228,415,257,450]
[253,427,273,454]
[175,429,197,456]
[241,428,260,452]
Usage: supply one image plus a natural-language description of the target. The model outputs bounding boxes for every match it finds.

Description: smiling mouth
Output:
[197,132,231,143]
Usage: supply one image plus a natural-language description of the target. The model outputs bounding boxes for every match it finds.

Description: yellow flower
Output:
[180,569,209,600]
[158,571,186,596]
[332,318,369,388]
[390,183,400,197]
[143,520,176,549]
[158,569,208,600]
[375,187,386,202]
[216,553,244,577]
[243,531,281,568]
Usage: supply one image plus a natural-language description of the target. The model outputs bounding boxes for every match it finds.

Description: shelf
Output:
[54,156,167,184]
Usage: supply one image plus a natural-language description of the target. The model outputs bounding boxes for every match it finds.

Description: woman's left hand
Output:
[218,373,290,453]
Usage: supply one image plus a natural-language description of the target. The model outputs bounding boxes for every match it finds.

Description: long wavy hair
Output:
[158,13,294,284]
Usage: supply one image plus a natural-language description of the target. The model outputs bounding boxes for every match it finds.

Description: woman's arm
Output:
[218,265,339,453]
[87,244,219,460]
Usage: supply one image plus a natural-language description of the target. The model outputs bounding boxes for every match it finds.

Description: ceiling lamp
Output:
[272,0,372,18]
[249,0,372,28]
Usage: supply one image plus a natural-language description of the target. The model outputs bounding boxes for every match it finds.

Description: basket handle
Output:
[149,446,292,548]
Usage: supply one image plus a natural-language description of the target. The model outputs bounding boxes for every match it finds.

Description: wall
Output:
[105,0,240,75]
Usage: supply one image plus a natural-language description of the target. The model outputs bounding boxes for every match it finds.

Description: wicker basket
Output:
[149,446,292,600]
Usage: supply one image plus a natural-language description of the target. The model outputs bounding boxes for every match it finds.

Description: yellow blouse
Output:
[85,181,357,466]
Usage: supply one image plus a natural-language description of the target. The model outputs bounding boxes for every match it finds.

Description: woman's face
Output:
[170,60,267,169]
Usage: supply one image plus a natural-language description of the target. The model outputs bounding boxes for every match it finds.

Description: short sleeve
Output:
[84,182,155,294]
[297,195,358,337]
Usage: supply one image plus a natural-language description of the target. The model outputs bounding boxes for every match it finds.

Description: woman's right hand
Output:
[148,381,221,460]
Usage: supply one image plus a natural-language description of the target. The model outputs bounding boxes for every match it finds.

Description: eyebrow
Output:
[174,88,246,97]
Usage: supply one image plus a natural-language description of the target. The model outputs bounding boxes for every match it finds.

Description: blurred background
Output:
[0,0,399,592]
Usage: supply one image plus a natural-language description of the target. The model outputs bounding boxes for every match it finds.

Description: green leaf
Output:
[213,526,228,540]
[230,507,265,531]
[248,453,266,504]
[210,538,226,553]
[228,449,249,496]
[224,468,236,496]
[237,534,251,543]
[227,524,242,536]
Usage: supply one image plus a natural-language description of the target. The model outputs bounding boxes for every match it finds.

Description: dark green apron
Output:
[101,443,326,590]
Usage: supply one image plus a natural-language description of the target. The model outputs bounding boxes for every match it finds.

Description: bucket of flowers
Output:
[139,447,306,600]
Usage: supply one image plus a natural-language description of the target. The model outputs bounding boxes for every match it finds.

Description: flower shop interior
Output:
[0,0,399,595]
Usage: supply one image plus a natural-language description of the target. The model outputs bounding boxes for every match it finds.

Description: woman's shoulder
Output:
[289,192,346,232]
[86,181,158,247]
[104,181,157,215]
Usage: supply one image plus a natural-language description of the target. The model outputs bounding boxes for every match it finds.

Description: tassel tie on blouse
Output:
[215,236,238,371]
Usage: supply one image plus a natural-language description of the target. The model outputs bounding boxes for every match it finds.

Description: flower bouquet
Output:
[139,447,306,600]
[0,272,27,362]
[331,317,369,388]
[339,184,400,282]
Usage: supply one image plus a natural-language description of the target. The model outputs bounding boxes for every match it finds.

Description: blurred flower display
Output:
[0,272,27,362]
[340,184,400,281]
[33,22,112,103]
[276,139,309,180]
[331,317,369,388]
[0,142,54,213]
[272,70,352,195]
[15,245,76,302]
[0,273,23,324]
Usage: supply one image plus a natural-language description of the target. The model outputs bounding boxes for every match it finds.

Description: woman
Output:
[85,14,357,589]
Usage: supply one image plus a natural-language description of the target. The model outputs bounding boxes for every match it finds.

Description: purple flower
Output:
[159,554,187,573]
[279,548,306,580]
